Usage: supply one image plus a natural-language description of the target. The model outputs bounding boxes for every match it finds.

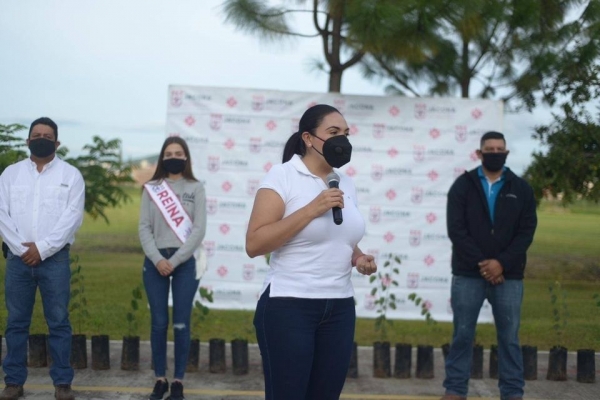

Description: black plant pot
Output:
[91,335,110,370]
[28,334,47,367]
[522,345,538,381]
[231,339,249,375]
[489,344,498,379]
[576,349,595,383]
[441,343,450,361]
[372,341,391,378]
[186,339,200,373]
[470,344,483,379]
[70,334,87,369]
[346,342,358,379]
[209,338,226,373]
[416,345,434,379]
[121,336,140,371]
[393,343,411,379]
[546,346,567,381]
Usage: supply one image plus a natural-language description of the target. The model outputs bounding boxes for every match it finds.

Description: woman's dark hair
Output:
[148,136,197,182]
[282,104,341,163]
[29,117,58,140]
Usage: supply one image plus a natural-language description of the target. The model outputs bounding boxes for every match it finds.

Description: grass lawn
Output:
[0,190,598,350]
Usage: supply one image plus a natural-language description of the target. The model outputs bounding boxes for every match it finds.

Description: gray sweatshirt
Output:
[139,178,206,268]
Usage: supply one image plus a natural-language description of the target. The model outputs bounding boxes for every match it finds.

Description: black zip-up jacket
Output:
[446,167,537,280]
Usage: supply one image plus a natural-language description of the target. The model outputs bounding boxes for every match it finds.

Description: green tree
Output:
[0,126,134,223]
[357,0,600,110]
[524,106,600,204]
[222,0,366,92]
[0,124,28,172]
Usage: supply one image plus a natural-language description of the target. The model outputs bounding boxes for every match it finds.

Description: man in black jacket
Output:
[441,131,537,400]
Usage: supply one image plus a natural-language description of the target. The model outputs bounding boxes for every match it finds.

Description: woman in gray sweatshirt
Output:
[138,136,207,400]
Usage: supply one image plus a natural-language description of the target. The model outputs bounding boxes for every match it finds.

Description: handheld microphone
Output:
[326,172,343,225]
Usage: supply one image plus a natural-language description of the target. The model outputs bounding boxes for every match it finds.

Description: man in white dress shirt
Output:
[0,117,85,400]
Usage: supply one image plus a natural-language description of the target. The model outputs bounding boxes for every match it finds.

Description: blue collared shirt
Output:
[477,166,505,224]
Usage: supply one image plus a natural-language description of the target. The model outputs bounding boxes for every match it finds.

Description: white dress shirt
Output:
[0,157,85,260]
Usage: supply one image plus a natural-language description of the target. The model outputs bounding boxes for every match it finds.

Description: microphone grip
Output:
[328,179,343,225]
[332,207,343,225]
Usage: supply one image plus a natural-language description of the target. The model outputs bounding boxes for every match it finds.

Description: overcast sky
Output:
[0,0,553,174]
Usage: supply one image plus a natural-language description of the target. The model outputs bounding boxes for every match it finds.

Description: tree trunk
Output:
[329,69,343,93]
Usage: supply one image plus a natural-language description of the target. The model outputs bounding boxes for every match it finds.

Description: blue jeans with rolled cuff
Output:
[254,285,356,400]
[443,275,524,400]
[3,246,74,386]
[143,248,199,380]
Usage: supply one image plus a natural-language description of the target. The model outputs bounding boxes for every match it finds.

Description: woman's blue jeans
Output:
[143,248,199,380]
[443,275,524,400]
[3,246,74,386]
[254,285,356,400]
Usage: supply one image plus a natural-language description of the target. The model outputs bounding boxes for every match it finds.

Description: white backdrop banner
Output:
[166,85,503,323]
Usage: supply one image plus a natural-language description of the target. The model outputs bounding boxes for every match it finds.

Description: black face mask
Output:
[481,152,507,172]
[29,138,56,158]
[163,158,186,174]
[312,135,352,168]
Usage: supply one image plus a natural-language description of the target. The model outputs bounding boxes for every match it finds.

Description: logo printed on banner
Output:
[345,166,357,177]
[221,181,232,192]
[185,116,195,126]
[219,224,231,235]
[372,123,385,139]
[411,187,423,204]
[264,162,273,172]
[369,206,381,223]
[224,138,235,150]
[423,300,433,311]
[472,108,482,119]
[409,230,422,246]
[407,273,419,288]
[350,124,359,135]
[307,101,318,109]
[429,128,441,139]
[334,98,346,112]
[210,114,222,130]
[454,167,466,178]
[247,179,260,196]
[217,265,228,278]
[415,103,427,119]
[371,164,383,181]
[424,255,435,267]
[428,170,439,181]
[470,151,479,161]
[226,96,237,108]
[455,125,468,142]
[204,241,216,257]
[413,145,425,162]
[170,90,183,107]
[266,120,277,131]
[389,105,400,117]
[208,156,220,172]
[426,212,437,224]
[243,264,255,281]
[206,198,218,215]
[252,95,264,111]
[388,147,399,158]
[384,231,395,243]
[364,294,376,310]
[182,136,208,145]
[249,137,262,153]
[386,189,397,201]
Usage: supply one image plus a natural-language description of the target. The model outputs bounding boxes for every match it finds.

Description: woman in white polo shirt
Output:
[246,104,377,400]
